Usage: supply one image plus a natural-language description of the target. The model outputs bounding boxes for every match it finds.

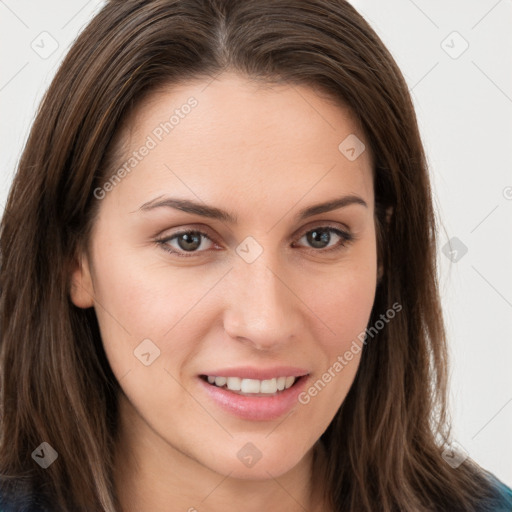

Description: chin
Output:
[199,432,317,480]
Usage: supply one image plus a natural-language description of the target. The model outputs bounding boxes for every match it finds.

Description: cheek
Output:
[322,268,376,343]
[88,233,217,381]
[296,242,377,411]
[308,244,377,355]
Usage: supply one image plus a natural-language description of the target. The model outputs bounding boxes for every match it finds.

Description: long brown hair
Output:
[0,1,502,510]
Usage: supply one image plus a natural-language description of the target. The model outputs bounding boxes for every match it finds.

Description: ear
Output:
[69,250,95,308]
[377,262,384,283]
[377,205,394,284]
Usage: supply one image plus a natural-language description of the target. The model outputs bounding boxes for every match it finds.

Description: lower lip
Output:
[198,376,309,421]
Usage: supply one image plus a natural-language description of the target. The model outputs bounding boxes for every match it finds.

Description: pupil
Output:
[178,232,201,251]
[308,229,330,248]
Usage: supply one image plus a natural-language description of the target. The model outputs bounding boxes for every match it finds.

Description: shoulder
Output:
[476,473,512,512]
[0,478,50,512]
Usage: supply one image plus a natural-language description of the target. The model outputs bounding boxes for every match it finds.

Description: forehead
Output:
[104,72,374,215]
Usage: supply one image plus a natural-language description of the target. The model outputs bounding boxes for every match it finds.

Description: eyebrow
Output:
[137,194,367,223]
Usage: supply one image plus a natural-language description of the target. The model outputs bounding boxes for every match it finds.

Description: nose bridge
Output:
[223,252,298,348]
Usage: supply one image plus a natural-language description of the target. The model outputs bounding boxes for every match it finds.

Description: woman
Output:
[1,1,510,511]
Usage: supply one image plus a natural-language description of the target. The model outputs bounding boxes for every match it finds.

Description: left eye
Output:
[294,227,353,252]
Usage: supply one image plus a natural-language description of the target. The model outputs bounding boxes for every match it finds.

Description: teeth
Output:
[260,378,277,393]
[214,376,227,387]
[241,379,260,393]
[227,376,241,391]
[205,375,298,394]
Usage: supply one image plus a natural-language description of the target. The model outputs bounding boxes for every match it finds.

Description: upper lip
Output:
[200,366,310,380]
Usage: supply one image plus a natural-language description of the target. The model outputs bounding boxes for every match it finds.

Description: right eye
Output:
[156,229,218,257]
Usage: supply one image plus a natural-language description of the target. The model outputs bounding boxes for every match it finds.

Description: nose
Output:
[222,255,303,351]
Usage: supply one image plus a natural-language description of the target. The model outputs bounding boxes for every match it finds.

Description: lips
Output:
[197,366,310,421]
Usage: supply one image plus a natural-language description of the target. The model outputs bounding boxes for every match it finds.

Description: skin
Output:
[70,71,378,512]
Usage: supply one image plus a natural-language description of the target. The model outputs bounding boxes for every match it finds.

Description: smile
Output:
[198,370,310,421]
[202,375,297,395]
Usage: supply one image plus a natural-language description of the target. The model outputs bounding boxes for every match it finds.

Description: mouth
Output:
[197,369,310,421]
[199,374,304,397]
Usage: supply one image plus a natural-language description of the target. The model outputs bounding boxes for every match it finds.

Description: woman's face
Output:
[71,72,377,480]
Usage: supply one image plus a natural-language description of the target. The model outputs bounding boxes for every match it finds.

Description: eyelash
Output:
[155,225,354,258]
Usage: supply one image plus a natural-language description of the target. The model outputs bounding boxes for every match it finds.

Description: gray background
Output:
[1,0,511,487]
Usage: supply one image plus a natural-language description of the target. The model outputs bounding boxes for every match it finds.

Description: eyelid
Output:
[154,223,218,243]
[294,220,351,238]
